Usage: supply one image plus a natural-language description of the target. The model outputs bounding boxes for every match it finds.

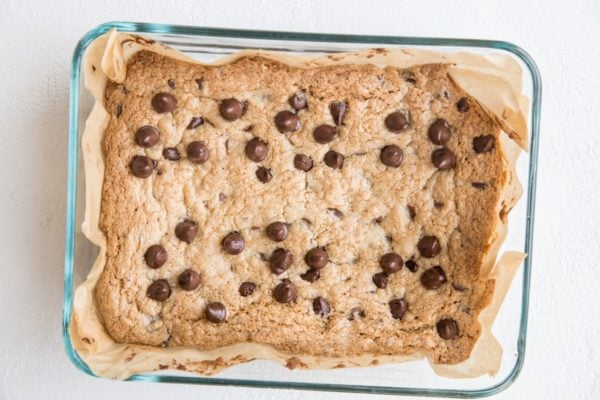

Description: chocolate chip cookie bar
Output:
[95,49,509,366]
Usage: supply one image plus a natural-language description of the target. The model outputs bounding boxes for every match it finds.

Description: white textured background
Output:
[1,0,599,399]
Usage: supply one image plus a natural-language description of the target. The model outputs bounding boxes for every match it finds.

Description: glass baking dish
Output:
[63,21,541,397]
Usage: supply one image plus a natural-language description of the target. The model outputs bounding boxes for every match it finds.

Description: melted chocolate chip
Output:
[313,296,331,316]
[431,148,456,170]
[405,260,418,273]
[348,307,365,320]
[330,101,347,125]
[472,182,488,189]
[266,222,289,242]
[151,92,177,113]
[256,167,272,183]
[187,117,204,129]
[372,272,388,289]
[456,97,470,112]
[245,137,268,162]
[273,280,298,303]
[380,253,403,274]
[313,124,337,144]
[473,135,495,153]
[147,279,171,301]
[144,245,167,269]
[418,235,441,258]
[289,93,307,110]
[130,155,155,178]
[294,154,313,171]
[328,208,343,218]
[195,78,203,90]
[385,112,409,132]
[219,98,244,121]
[222,232,245,255]
[305,247,329,270]
[324,150,344,169]
[270,248,294,274]
[175,220,198,244]
[275,110,301,133]
[135,126,160,148]
[389,298,408,319]
[420,266,447,289]
[239,282,257,296]
[437,318,459,340]
[380,145,403,167]
[167,79,175,89]
[407,205,416,220]
[428,119,451,145]
[300,269,320,282]
[115,105,122,117]
[178,269,200,290]
[163,147,181,161]
[205,302,227,323]
[186,141,209,164]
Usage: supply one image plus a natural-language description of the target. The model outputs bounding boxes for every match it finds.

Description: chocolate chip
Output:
[348,307,365,320]
[163,147,181,161]
[300,269,320,282]
[222,232,244,255]
[187,117,204,129]
[389,298,408,319]
[420,266,447,289]
[289,93,307,110]
[373,216,384,224]
[178,269,200,290]
[453,283,467,292]
[266,222,289,242]
[456,97,470,112]
[328,208,343,218]
[294,154,313,171]
[380,145,403,167]
[275,110,301,133]
[219,98,244,121]
[431,148,456,170]
[437,318,459,340]
[324,150,344,169]
[195,78,203,90]
[313,296,331,316]
[405,260,418,272]
[385,112,409,132]
[313,124,337,144]
[175,220,198,243]
[407,205,416,220]
[418,235,441,258]
[380,253,403,274]
[256,167,272,183]
[305,247,329,269]
[330,102,347,125]
[270,248,293,274]
[245,138,268,162]
[130,155,155,178]
[186,141,209,164]
[205,302,227,323]
[144,244,167,269]
[147,279,171,301]
[473,135,495,153]
[372,272,388,289]
[239,282,257,296]
[115,105,122,117]
[428,119,451,145]
[273,280,297,303]
[434,201,444,209]
[151,92,177,113]
[135,126,160,148]
[472,182,488,189]
[167,79,175,89]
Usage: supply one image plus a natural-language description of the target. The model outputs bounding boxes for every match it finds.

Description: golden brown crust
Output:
[96,50,504,364]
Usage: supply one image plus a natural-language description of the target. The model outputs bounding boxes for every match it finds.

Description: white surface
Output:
[0,0,598,399]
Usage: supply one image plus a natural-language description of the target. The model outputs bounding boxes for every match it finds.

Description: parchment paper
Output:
[70,29,528,380]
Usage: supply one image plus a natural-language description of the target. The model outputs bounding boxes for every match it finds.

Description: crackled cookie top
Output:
[96,50,503,364]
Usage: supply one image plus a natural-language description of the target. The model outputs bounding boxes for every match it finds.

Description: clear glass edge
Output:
[62,21,542,397]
